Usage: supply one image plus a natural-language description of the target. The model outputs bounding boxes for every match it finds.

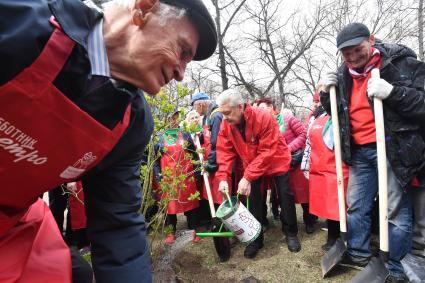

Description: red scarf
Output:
[346,48,381,78]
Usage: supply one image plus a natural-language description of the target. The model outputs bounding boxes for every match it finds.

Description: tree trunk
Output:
[214,2,229,91]
[419,0,424,61]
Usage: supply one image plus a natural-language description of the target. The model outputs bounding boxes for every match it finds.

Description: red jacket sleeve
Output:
[216,123,237,182]
[244,114,280,181]
[287,115,307,153]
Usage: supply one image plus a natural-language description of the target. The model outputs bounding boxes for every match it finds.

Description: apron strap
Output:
[30,16,76,82]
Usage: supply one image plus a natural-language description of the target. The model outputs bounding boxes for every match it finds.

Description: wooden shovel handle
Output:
[194,135,217,217]
[371,68,389,253]
[329,85,347,234]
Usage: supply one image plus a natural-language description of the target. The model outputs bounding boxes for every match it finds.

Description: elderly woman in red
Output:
[301,100,349,251]
[156,112,201,245]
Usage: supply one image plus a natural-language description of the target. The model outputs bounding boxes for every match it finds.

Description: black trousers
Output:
[265,185,317,226]
[71,247,93,283]
[327,219,340,239]
[301,203,318,226]
[252,173,298,236]
[49,186,72,238]
[166,208,200,232]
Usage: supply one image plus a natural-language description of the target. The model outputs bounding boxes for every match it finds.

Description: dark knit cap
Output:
[337,23,370,50]
[160,0,217,60]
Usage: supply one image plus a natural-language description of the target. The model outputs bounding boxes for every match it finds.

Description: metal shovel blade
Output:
[321,237,346,277]
[211,217,231,262]
[350,256,389,283]
[401,253,425,283]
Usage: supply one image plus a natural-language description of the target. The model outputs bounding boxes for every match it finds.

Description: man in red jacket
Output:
[216,89,301,258]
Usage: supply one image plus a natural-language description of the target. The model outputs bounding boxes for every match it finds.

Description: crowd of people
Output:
[1,0,425,283]
[154,23,425,283]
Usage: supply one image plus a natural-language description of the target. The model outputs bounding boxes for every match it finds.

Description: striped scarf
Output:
[346,48,381,78]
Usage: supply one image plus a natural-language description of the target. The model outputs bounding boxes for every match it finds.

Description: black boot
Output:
[286,235,301,253]
[321,237,337,251]
[305,224,316,234]
[244,234,264,259]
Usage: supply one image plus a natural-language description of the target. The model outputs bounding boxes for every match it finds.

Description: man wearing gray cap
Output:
[0,0,217,282]
[320,22,425,282]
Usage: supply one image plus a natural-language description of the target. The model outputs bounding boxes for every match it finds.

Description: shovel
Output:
[193,135,231,262]
[401,186,425,282]
[401,253,425,282]
[321,85,348,277]
[350,68,390,282]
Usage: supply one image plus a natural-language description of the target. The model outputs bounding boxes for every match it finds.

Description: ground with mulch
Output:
[169,206,359,283]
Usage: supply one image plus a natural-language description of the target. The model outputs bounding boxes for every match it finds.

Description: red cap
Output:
[313,93,320,102]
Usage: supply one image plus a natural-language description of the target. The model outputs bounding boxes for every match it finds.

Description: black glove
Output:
[204,162,218,173]
[290,150,304,168]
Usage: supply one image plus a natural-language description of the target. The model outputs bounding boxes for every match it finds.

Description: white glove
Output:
[303,171,309,179]
[367,78,394,100]
[321,71,338,92]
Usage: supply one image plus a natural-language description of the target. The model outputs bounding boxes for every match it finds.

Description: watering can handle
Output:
[225,191,233,208]
[225,192,250,210]
[235,192,249,210]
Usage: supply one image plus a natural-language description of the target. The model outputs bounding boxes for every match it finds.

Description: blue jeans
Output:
[346,146,412,277]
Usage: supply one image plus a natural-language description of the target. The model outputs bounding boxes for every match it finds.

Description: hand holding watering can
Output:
[218,178,251,196]
[218,180,229,194]
[237,177,251,196]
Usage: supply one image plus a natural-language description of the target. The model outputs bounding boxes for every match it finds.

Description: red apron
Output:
[289,164,310,204]
[0,18,130,282]
[69,182,87,230]
[160,133,199,214]
[0,199,70,283]
[308,115,348,221]
[200,124,226,204]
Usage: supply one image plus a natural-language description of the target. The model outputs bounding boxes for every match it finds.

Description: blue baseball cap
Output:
[191,92,209,106]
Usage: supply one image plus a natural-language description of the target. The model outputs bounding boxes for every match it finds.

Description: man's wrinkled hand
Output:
[367,77,393,100]
[218,181,229,194]
[237,177,251,196]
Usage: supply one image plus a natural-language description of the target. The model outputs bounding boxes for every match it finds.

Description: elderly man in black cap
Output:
[320,23,425,282]
[0,0,216,282]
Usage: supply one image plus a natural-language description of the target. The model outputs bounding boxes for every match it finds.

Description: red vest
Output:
[349,62,381,145]
[200,124,226,204]
[69,182,87,230]
[160,133,199,214]
[0,18,130,282]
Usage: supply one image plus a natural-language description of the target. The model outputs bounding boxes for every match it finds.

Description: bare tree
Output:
[419,0,424,61]
[175,0,421,116]
[210,0,247,91]
[242,0,331,108]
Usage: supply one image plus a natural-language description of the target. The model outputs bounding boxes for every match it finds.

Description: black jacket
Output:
[320,43,425,188]
[1,1,153,282]
[204,102,223,165]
